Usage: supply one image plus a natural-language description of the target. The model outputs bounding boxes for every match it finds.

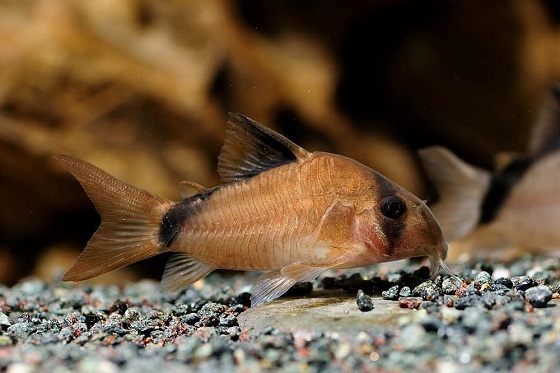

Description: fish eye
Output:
[380,196,407,219]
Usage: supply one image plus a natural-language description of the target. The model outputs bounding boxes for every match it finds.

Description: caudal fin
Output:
[54,155,172,281]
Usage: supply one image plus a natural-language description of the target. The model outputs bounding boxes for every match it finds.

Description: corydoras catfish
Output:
[419,86,560,261]
[56,113,448,306]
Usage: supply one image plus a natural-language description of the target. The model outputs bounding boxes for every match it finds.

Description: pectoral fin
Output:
[314,200,357,247]
[250,262,334,306]
[281,262,332,282]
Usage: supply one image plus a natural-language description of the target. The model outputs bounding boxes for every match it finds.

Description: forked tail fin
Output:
[54,155,173,281]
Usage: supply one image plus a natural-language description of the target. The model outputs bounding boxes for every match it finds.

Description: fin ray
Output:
[251,270,297,307]
[281,263,331,282]
[54,155,171,281]
[251,262,332,306]
[161,252,215,292]
[217,113,311,183]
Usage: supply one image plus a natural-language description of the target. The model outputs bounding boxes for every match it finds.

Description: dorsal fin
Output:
[178,181,207,199]
[217,113,311,183]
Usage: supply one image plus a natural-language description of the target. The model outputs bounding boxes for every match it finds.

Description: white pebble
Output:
[491,267,511,280]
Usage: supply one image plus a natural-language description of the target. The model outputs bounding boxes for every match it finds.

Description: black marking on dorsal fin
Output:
[159,187,219,247]
[480,156,533,224]
[217,113,311,183]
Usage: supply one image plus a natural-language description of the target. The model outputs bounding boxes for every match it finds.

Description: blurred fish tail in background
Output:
[420,85,560,261]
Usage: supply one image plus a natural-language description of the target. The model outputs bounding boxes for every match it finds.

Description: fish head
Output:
[356,172,449,275]
[401,195,450,275]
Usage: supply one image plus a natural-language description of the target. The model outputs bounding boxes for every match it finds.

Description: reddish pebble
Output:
[398,297,423,309]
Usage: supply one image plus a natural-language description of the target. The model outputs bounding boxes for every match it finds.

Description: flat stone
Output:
[238,290,413,335]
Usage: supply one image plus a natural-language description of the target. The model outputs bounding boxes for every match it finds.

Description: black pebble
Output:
[381,285,399,300]
[494,277,513,289]
[356,290,374,312]
[341,273,371,293]
[181,313,200,325]
[455,294,484,310]
[320,277,336,289]
[230,292,252,308]
[419,315,442,331]
[412,266,431,279]
[511,276,537,291]
[488,284,511,296]
[285,282,313,296]
[525,285,553,308]
[109,300,129,315]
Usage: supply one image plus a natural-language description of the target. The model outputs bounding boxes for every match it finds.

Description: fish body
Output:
[56,113,447,305]
[493,153,560,249]
[420,147,560,260]
[419,85,560,260]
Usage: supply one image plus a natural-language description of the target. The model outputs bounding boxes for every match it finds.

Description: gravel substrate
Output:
[1,255,560,372]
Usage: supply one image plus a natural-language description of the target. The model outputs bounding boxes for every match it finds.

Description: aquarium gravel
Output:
[1,255,560,372]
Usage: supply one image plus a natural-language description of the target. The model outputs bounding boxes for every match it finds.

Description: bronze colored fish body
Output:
[495,153,560,249]
[56,114,448,306]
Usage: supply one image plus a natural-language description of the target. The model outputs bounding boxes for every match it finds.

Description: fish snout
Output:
[361,198,449,265]
[415,202,449,262]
